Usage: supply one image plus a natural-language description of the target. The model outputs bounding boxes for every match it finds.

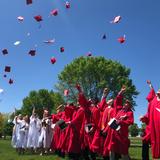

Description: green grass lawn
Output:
[0,137,152,160]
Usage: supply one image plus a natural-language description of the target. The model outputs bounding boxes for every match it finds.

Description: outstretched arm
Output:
[146,80,156,102]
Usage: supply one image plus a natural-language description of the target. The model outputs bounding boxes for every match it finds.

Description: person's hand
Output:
[121,85,126,92]
[119,115,127,120]
[103,88,109,95]
[139,115,145,122]
[76,84,81,92]
[147,80,151,85]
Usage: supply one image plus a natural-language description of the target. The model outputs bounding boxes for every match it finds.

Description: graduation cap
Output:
[9,79,13,84]
[50,9,58,16]
[28,50,36,56]
[43,39,55,44]
[34,15,42,22]
[102,34,106,40]
[2,49,8,55]
[117,35,125,43]
[14,41,21,46]
[87,52,92,56]
[0,88,4,94]
[50,57,56,64]
[26,0,32,5]
[60,47,64,52]
[3,74,7,78]
[5,66,11,72]
[110,15,121,24]
[17,16,24,22]
[56,119,67,130]
[65,1,70,9]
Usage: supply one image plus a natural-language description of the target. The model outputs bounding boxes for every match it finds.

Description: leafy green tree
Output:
[56,56,138,106]
[20,89,64,118]
[129,123,139,137]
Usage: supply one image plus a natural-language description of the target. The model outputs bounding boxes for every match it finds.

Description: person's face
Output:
[124,101,131,109]
[157,91,160,98]
[19,115,22,120]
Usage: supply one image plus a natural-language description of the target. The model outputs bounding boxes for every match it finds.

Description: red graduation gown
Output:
[90,97,108,155]
[104,94,134,155]
[142,89,156,143]
[149,95,160,158]
[51,111,64,150]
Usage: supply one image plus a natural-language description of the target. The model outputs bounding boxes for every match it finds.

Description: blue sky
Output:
[0,0,160,126]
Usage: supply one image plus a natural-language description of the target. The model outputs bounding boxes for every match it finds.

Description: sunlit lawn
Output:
[0,137,152,160]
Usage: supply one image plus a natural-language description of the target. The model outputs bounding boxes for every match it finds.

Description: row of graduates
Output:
[11,85,134,160]
[51,85,134,160]
[11,108,52,155]
[140,80,160,160]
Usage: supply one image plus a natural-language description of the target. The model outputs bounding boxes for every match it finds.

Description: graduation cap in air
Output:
[110,15,121,24]
[56,119,67,130]
[17,16,24,22]
[2,49,8,55]
[87,52,92,56]
[26,0,32,5]
[50,9,58,16]
[9,79,13,84]
[34,15,42,22]
[117,35,126,43]
[4,74,7,78]
[43,39,55,44]
[5,66,11,72]
[50,57,56,64]
[28,50,36,56]
[60,47,65,52]
[14,41,21,46]
[102,34,106,40]
[65,1,70,9]
[0,88,4,94]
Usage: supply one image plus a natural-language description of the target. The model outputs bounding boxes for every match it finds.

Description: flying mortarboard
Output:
[117,35,125,43]
[87,52,92,56]
[34,15,42,22]
[60,47,65,52]
[102,34,106,40]
[26,0,32,5]
[50,9,58,16]
[65,1,70,9]
[2,49,8,55]
[50,57,56,64]
[5,66,11,72]
[43,39,55,44]
[28,50,36,56]
[110,15,121,24]
[17,16,24,22]
[9,79,13,84]
[14,41,21,46]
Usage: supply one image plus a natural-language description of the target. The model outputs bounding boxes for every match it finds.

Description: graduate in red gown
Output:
[65,85,87,160]
[104,86,134,160]
[59,103,76,156]
[90,88,110,160]
[146,82,160,159]
[51,105,65,152]
[139,80,156,160]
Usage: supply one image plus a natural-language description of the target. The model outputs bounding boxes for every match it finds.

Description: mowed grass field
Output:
[0,137,152,160]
